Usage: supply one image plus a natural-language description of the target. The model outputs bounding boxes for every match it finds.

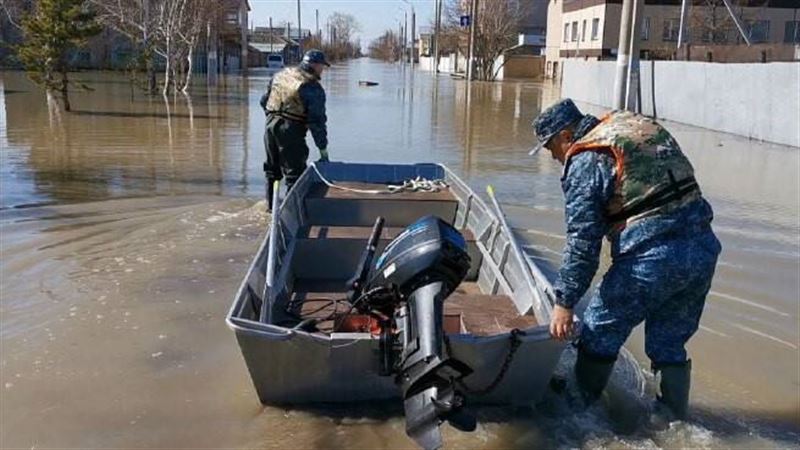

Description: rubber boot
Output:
[574,349,616,407]
[656,360,691,420]
[266,178,277,213]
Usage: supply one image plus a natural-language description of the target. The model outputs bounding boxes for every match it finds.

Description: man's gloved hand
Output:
[318,148,329,163]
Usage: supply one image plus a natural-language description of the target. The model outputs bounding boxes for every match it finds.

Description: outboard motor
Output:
[347,216,475,450]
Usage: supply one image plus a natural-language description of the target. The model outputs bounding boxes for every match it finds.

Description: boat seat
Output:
[291,225,482,281]
[304,182,459,227]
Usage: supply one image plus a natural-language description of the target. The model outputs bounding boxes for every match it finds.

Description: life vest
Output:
[564,110,701,231]
[265,67,317,123]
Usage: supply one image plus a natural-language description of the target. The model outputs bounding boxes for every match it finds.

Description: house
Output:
[545,0,800,78]
[252,27,312,64]
[214,0,250,73]
[518,0,550,49]
[249,29,289,66]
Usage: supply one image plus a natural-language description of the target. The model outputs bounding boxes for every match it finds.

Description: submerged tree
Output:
[16,0,102,111]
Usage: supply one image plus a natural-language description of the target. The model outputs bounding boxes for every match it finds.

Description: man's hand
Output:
[549,304,574,341]
[318,148,329,162]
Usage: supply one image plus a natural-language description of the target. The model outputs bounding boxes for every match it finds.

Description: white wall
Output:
[562,60,800,148]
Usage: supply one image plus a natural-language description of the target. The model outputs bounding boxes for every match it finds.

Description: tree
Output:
[1,0,30,29]
[16,0,102,111]
[327,12,361,60]
[369,30,400,62]
[443,0,524,81]
[91,0,223,95]
[688,0,768,45]
[89,0,158,92]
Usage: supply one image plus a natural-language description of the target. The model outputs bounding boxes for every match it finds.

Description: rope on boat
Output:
[309,163,448,195]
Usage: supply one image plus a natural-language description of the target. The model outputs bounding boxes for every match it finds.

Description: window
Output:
[564,23,569,42]
[591,18,600,40]
[641,17,650,41]
[571,21,578,42]
[747,20,770,43]
[226,11,239,25]
[663,18,680,42]
[785,21,800,44]
[582,20,587,41]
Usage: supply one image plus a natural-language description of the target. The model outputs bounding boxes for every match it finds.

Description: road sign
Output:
[460,15,470,27]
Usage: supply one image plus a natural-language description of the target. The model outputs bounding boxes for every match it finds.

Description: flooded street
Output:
[1,59,798,448]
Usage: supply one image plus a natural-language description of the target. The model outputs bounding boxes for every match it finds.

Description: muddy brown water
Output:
[1,59,798,449]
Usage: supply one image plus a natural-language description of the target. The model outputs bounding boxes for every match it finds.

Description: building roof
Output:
[250,43,287,53]
[253,27,312,40]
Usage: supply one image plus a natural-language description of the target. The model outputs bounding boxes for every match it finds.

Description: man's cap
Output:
[529,98,584,156]
[302,49,331,67]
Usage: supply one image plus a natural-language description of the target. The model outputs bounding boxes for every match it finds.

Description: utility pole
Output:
[411,8,416,67]
[287,22,292,62]
[626,0,644,111]
[404,10,408,64]
[297,0,302,55]
[613,0,635,109]
[315,9,319,38]
[399,21,404,64]
[241,0,248,75]
[269,17,273,54]
[403,0,416,67]
[467,0,479,82]
[433,0,442,73]
[677,0,689,52]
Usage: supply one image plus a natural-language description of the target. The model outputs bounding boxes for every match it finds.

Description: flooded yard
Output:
[1,59,798,448]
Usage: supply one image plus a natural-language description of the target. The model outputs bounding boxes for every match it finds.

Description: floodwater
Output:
[1,59,798,449]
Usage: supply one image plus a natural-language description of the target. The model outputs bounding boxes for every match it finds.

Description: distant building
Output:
[518,0,549,49]
[545,0,800,78]
[251,26,312,64]
[214,0,251,73]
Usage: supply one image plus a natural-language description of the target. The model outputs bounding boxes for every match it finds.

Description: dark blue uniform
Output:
[555,150,721,365]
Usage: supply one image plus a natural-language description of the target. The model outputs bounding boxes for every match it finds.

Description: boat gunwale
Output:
[226,162,555,344]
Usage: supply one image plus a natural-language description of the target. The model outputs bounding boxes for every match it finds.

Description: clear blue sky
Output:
[248,0,435,45]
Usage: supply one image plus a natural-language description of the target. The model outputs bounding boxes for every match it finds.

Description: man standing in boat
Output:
[530,99,721,420]
[260,49,330,211]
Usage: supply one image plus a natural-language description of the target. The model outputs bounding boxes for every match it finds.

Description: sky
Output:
[248,0,436,45]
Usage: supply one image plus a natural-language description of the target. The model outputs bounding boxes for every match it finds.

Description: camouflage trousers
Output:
[579,229,721,365]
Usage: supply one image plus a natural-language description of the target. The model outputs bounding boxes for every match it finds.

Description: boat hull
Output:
[226,162,565,405]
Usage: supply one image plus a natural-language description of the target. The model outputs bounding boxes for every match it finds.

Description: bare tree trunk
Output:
[46,90,62,126]
[59,69,71,111]
[163,53,171,96]
[182,42,194,92]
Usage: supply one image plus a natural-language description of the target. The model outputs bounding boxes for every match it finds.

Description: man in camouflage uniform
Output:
[260,49,330,211]
[530,99,721,420]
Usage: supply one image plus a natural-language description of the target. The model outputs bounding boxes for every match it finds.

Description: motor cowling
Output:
[355,216,475,450]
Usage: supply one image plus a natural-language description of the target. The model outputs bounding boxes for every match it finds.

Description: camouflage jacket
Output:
[553,114,715,309]
[259,66,328,150]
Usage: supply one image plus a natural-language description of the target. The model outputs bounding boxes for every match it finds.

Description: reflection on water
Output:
[1,60,798,448]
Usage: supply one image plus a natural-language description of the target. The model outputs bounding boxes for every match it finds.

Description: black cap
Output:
[302,49,330,67]
[529,99,584,156]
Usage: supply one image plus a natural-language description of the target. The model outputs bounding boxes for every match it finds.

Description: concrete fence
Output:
[562,60,800,148]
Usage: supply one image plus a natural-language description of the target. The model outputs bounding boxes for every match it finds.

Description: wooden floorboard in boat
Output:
[299,225,475,241]
[289,279,536,336]
[307,182,456,202]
